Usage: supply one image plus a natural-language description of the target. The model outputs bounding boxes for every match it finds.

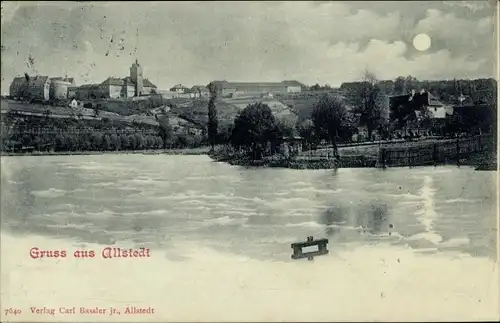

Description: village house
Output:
[170,84,190,94]
[75,84,102,100]
[389,90,453,137]
[190,85,210,98]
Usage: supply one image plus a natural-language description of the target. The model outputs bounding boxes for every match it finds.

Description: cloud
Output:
[0,1,496,94]
[442,1,492,12]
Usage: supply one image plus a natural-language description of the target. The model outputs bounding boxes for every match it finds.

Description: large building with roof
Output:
[9,75,51,101]
[10,75,77,101]
[75,60,157,100]
[209,80,305,97]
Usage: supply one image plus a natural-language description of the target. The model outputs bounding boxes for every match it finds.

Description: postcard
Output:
[1,1,498,322]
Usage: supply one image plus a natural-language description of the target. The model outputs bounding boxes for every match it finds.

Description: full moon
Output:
[413,33,431,51]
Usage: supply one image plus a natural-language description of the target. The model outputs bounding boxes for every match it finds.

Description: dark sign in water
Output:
[291,236,329,260]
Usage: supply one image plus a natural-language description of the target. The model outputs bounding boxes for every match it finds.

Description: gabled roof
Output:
[390,91,444,109]
[101,77,125,86]
[11,75,50,88]
[143,79,157,88]
[101,77,157,88]
[191,85,209,92]
[171,84,189,90]
[282,80,305,87]
[210,80,287,89]
[427,92,443,106]
[210,80,305,89]
[78,84,100,89]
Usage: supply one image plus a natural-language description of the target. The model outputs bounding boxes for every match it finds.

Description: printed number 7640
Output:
[4,308,22,315]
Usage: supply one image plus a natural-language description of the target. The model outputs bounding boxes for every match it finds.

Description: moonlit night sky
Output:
[0,1,497,93]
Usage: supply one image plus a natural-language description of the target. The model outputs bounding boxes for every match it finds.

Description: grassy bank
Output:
[0,146,210,157]
[209,143,497,170]
[208,146,377,169]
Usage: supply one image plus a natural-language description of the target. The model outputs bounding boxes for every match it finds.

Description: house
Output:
[69,99,78,109]
[191,85,209,97]
[389,90,453,136]
[170,84,190,94]
[75,84,102,100]
[67,86,78,99]
[282,80,306,93]
[9,75,50,101]
[99,77,132,99]
[209,80,304,97]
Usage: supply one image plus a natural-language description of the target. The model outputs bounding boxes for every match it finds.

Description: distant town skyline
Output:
[1,1,497,94]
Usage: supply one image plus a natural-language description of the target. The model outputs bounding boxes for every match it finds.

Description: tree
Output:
[394,76,406,94]
[120,134,130,150]
[311,94,350,160]
[157,115,173,149]
[90,133,102,150]
[207,82,219,150]
[127,134,137,150]
[154,136,164,149]
[134,133,145,150]
[54,134,66,151]
[349,70,389,140]
[231,102,279,160]
[101,134,111,151]
[275,117,297,138]
[110,134,120,150]
[216,123,233,144]
[298,119,315,147]
[175,134,189,148]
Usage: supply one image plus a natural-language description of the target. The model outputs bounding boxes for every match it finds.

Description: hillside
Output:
[1,99,203,136]
[275,90,346,121]
[167,95,299,127]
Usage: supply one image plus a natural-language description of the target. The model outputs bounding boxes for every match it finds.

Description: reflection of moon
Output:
[413,33,431,51]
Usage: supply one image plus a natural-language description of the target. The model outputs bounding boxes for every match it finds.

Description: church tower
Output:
[130,59,144,96]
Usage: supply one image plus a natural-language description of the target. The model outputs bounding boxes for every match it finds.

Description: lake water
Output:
[1,155,498,321]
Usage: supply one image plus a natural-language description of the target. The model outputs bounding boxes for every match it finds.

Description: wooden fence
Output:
[377,135,495,167]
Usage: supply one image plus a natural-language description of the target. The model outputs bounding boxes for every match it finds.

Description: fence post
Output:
[377,148,386,168]
[456,137,460,166]
[407,148,411,168]
[433,143,438,166]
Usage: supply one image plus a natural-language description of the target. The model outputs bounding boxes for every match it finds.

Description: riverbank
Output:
[209,144,497,170]
[0,146,210,157]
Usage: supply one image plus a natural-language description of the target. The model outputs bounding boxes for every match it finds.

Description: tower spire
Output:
[135,28,139,63]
